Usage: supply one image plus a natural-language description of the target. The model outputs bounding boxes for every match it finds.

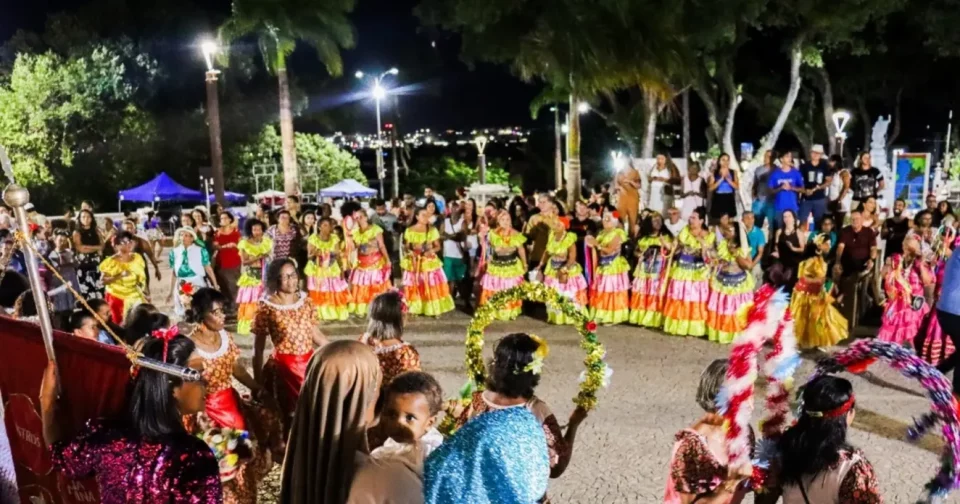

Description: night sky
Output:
[0,0,543,132]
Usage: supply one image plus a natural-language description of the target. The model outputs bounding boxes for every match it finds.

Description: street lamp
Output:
[577,102,590,114]
[474,135,489,184]
[832,110,851,157]
[611,151,626,171]
[357,68,400,198]
[200,39,226,207]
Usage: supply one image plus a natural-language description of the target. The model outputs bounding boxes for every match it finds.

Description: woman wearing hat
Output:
[167,227,219,317]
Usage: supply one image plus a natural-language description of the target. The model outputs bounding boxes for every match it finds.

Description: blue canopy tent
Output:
[118,173,203,203]
[318,179,377,198]
[206,191,247,204]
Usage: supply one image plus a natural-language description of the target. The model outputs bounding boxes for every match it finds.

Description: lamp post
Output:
[832,110,851,160]
[552,106,562,190]
[201,40,226,208]
[474,135,488,184]
[356,68,399,198]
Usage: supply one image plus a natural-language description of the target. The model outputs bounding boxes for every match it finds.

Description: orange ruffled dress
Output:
[705,240,755,344]
[184,330,284,503]
[589,228,630,325]
[402,226,455,316]
[253,293,318,429]
[349,224,393,316]
[305,234,351,321]
[662,227,716,337]
[628,234,672,328]
[543,231,589,325]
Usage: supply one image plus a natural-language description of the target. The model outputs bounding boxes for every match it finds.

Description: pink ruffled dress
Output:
[877,254,932,345]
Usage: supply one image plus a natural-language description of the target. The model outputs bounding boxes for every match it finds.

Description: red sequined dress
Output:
[51,419,222,503]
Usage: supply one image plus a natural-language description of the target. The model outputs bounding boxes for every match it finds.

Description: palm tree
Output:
[220,0,356,196]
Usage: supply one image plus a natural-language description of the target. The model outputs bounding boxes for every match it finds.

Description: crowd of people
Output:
[3,142,960,503]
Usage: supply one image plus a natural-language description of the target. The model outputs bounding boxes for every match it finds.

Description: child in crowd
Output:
[367,370,445,458]
[69,310,99,341]
[362,290,421,384]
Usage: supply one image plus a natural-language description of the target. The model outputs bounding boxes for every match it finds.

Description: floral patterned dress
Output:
[253,293,318,427]
[779,449,881,503]
[184,330,284,504]
[373,342,422,384]
[664,429,729,503]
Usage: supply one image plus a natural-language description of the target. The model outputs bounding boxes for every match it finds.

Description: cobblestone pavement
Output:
[149,263,951,503]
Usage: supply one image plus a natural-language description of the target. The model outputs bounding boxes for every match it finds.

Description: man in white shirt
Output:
[441,201,468,305]
[665,206,685,236]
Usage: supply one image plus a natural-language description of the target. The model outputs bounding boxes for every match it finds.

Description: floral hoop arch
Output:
[808,339,960,500]
[464,282,610,411]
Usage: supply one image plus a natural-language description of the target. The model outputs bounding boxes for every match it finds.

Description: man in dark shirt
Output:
[798,144,832,231]
[850,152,884,205]
[881,198,911,259]
[836,210,878,276]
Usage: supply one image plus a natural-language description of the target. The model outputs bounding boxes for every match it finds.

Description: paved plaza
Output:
[149,265,951,502]
[233,312,950,503]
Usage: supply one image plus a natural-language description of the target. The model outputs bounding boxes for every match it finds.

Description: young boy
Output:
[69,310,99,341]
[742,211,766,281]
[370,370,445,457]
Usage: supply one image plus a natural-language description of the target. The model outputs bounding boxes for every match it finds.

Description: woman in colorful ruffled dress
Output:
[585,210,630,325]
[99,231,148,324]
[628,213,673,327]
[348,211,393,316]
[479,210,527,321]
[537,216,588,325]
[253,258,328,432]
[878,234,934,346]
[305,218,351,321]
[662,206,716,337]
[402,208,455,317]
[920,228,959,365]
[236,219,272,335]
[705,225,756,344]
[185,288,284,504]
[791,235,849,350]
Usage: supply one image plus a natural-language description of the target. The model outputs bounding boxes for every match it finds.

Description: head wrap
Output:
[424,407,549,504]
[280,340,382,504]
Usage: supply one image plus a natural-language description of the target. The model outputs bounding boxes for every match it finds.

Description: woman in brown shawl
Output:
[616,160,641,236]
[279,340,382,504]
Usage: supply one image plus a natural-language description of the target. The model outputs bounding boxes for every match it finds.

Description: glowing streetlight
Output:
[201,40,219,73]
[200,38,225,206]
[577,102,590,114]
[611,151,626,171]
[832,110,851,155]
[356,68,401,198]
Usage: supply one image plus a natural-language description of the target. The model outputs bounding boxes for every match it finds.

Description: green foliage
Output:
[219,0,356,77]
[400,157,513,197]
[227,125,364,193]
[0,44,159,201]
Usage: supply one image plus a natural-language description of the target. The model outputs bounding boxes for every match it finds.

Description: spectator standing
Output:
[768,151,805,229]
[441,202,469,305]
[881,199,911,259]
[850,152,884,206]
[826,154,852,225]
[424,187,446,214]
[524,195,556,271]
[370,198,399,257]
[679,162,706,221]
[935,201,955,228]
[647,154,672,214]
[925,194,940,225]
[751,150,775,230]
[569,201,599,277]
[798,144,832,231]
[707,153,739,223]
[267,209,301,261]
[742,211,766,279]
[616,160,642,235]
[213,212,242,310]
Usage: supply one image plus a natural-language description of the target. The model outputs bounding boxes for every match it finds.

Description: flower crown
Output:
[521,334,550,375]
